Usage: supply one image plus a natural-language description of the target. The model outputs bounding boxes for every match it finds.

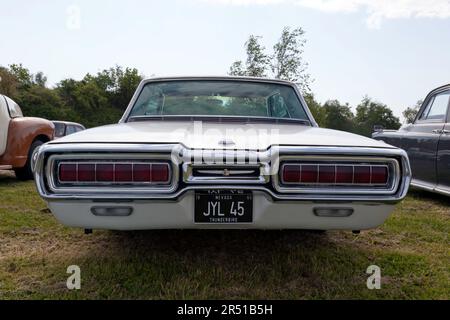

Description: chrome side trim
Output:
[411,179,450,196]
[434,187,450,196]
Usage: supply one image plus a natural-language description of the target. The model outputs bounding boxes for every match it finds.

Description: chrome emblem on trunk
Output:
[218,139,235,147]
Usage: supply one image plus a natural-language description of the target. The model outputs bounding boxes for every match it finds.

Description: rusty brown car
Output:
[0,94,54,180]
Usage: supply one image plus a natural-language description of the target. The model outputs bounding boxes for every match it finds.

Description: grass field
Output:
[0,170,448,300]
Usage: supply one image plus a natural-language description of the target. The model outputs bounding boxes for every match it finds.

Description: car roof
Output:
[52,121,85,127]
[428,83,450,95]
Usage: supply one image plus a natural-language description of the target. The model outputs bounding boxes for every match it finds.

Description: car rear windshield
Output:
[127,80,309,122]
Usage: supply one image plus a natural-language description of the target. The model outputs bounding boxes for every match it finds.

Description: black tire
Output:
[14,140,44,181]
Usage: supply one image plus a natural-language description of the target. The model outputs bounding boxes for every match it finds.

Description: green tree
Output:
[303,93,324,126]
[55,66,143,127]
[229,26,312,92]
[229,61,246,77]
[18,85,68,120]
[403,100,423,124]
[354,97,401,136]
[92,66,143,109]
[0,66,19,97]
[34,72,48,87]
[229,35,269,77]
[322,100,355,132]
[272,27,311,92]
[9,64,33,89]
[1,63,143,128]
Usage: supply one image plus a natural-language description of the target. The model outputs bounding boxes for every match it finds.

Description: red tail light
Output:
[301,165,318,183]
[58,162,171,184]
[282,165,301,183]
[354,166,371,184]
[151,164,169,182]
[318,165,335,183]
[133,164,151,182]
[336,166,353,184]
[115,164,133,182]
[96,164,114,182]
[371,166,388,184]
[78,164,95,182]
[281,163,389,185]
[59,164,77,182]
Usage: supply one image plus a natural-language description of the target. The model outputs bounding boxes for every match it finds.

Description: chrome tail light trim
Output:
[274,156,400,195]
[56,161,171,185]
[45,152,179,195]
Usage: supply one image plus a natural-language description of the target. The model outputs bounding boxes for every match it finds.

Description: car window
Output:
[54,123,66,137]
[420,92,450,121]
[74,125,84,132]
[66,125,77,135]
[268,94,290,118]
[132,86,165,116]
[4,96,23,118]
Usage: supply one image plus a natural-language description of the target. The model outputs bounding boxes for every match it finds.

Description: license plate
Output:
[194,190,253,224]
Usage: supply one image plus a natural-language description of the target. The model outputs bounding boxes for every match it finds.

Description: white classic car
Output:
[32,77,411,233]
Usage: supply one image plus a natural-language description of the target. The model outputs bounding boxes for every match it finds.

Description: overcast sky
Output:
[1,0,449,120]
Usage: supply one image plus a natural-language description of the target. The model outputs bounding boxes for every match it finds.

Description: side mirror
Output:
[373,125,384,132]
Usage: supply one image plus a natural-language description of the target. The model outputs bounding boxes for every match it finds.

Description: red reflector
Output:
[282,165,300,183]
[59,163,77,182]
[96,164,114,182]
[336,166,353,184]
[133,164,151,182]
[301,165,318,183]
[151,164,169,182]
[115,164,132,182]
[354,166,371,184]
[78,164,95,182]
[318,165,335,183]
[372,166,388,184]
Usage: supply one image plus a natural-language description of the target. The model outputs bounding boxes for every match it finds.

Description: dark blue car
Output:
[373,84,450,196]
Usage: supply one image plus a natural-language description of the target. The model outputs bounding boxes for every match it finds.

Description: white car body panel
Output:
[50,121,392,150]
[48,192,393,231]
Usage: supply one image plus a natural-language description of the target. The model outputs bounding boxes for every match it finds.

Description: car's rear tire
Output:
[14,140,44,181]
